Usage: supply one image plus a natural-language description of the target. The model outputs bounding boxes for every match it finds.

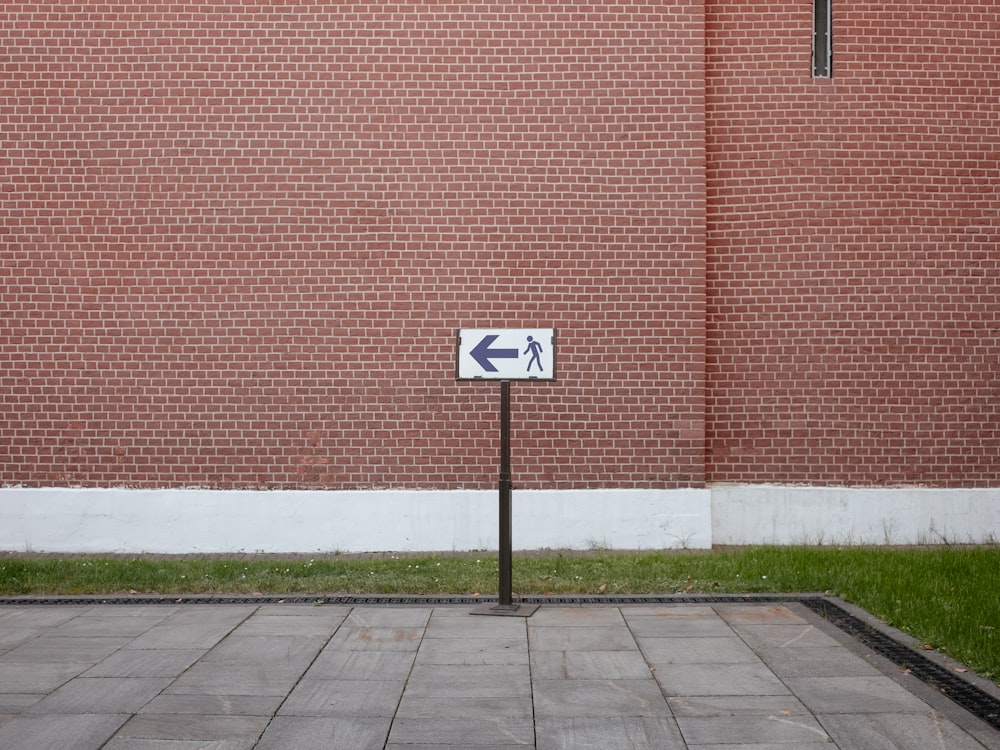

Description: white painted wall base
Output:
[0,485,996,554]
[0,487,710,554]
[712,485,1000,546]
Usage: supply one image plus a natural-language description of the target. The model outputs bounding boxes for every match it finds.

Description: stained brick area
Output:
[0,4,705,489]
[2,3,997,493]
[705,2,1000,486]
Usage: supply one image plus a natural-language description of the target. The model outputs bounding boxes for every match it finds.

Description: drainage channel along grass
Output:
[1,546,998,682]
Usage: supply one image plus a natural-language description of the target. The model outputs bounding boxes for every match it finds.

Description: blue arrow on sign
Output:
[470,334,519,372]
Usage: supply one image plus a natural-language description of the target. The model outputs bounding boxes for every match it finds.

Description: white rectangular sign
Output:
[456,328,556,380]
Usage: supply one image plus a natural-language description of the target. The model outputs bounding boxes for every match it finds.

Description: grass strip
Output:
[1,546,997,680]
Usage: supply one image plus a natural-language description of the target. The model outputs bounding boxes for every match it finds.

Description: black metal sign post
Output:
[472,380,538,617]
[498,379,513,606]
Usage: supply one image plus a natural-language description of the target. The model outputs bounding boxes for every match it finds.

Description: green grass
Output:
[1,546,998,680]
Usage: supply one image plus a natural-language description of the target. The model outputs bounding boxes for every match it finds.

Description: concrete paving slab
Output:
[624,605,719,618]
[415,636,527,665]
[425,611,526,638]
[531,649,653,679]
[155,607,257,625]
[638,636,760,664]
[200,634,326,667]
[532,678,672,718]
[534,716,685,749]
[626,614,737,638]
[138,693,283,716]
[0,713,130,750]
[0,628,42,650]
[653,663,792,697]
[305,648,417,679]
[728,622,845,650]
[387,717,535,746]
[104,739,252,750]
[26,676,171,714]
[403,664,531,699]
[528,606,627,627]
[528,625,638,651]
[230,613,345,637]
[666,695,813,718]
[345,606,432,628]
[255,603,351,618]
[0,662,89,693]
[1,635,132,663]
[80,605,182,618]
[385,744,529,750]
[124,608,254,650]
[254,716,391,750]
[714,604,809,626]
[279,679,406,717]
[327,625,424,651]
[115,713,270,743]
[820,711,999,750]
[783,674,934,714]
[53,614,168,638]
[0,606,89,627]
[755,644,884,677]
[125,626,233,651]
[0,694,44,713]
[83,648,205,678]
[394,695,534,721]
[676,714,832,745]
[420,605,471,616]
[164,663,304,696]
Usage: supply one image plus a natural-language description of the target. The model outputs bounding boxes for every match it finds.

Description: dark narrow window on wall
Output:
[813,0,832,77]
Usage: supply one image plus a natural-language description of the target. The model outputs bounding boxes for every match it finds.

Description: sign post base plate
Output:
[470,602,540,618]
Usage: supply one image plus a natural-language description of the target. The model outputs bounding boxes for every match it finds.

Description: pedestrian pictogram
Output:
[524,336,544,373]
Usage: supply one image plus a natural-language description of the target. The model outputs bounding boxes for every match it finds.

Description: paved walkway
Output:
[0,600,998,749]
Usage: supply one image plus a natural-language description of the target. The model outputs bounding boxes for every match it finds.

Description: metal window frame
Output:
[813,0,832,77]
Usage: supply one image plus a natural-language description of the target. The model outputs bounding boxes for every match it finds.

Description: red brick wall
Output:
[4,3,997,492]
[705,2,1000,485]
[1,3,706,489]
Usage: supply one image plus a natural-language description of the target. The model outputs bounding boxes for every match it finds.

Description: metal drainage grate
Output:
[801,597,1000,731]
[0,594,782,607]
[3,593,998,731]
